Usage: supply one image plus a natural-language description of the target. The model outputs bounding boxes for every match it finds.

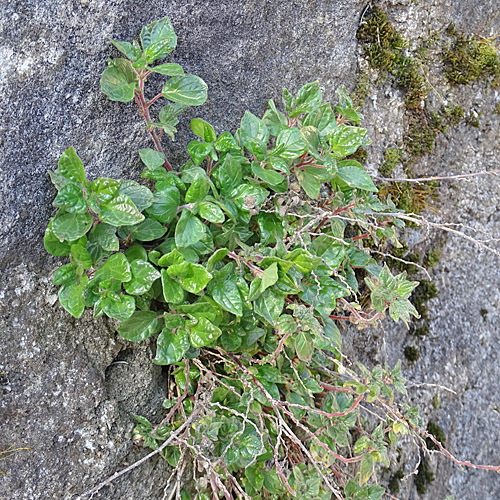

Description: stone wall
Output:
[1,1,498,499]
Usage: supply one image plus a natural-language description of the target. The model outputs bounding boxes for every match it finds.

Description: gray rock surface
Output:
[1,0,499,499]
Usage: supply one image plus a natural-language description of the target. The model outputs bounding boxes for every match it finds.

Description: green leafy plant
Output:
[45,17,499,500]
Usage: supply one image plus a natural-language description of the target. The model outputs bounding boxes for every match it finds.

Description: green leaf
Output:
[359,453,374,486]
[175,210,205,248]
[151,62,184,76]
[191,118,216,143]
[110,39,142,61]
[100,58,138,102]
[206,248,228,270]
[185,173,210,201]
[91,177,121,202]
[124,260,161,295]
[215,132,238,152]
[198,201,224,223]
[44,221,72,256]
[117,310,161,342]
[262,99,288,135]
[336,166,378,192]
[292,81,322,117]
[260,262,278,292]
[52,211,92,241]
[189,317,222,348]
[251,163,285,186]
[125,245,148,263]
[231,184,269,212]
[119,181,154,211]
[162,74,208,106]
[57,147,86,184]
[53,184,87,213]
[296,168,320,198]
[238,111,269,160]
[89,223,119,252]
[140,17,177,63]
[155,327,190,365]
[123,218,167,241]
[161,269,185,304]
[254,290,284,326]
[94,253,131,283]
[99,195,145,226]
[147,187,179,223]
[58,276,88,318]
[208,276,243,316]
[100,294,135,320]
[286,249,322,273]
[53,264,78,286]
[139,148,165,168]
[303,103,336,136]
[273,128,308,159]
[71,244,92,269]
[167,262,212,294]
[187,141,213,166]
[277,314,297,334]
[213,154,242,196]
[295,331,314,361]
[329,126,369,158]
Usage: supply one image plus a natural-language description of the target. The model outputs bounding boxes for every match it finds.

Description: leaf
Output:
[44,222,72,256]
[262,99,288,135]
[155,327,190,365]
[286,249,322,273]
[110,39,142,61]
[147,187,179,223]
[292,81,322,117]
[238,111,269,160]
[53,264,78,286]
[162,74,208,106]
[188,317,222,348]
[91,177,121,202]
[139,148,165,168]
[71,244,92,269]
[175,210,205,248]
[277,314,297,334]
[151,62,184,76]
[260,263,278,292]
[187,141,213,166]
[191,118,217,143]
[99,195,145,226]
[185,173,210,201]
[100,58,138,102]
[198,201,224,223]
[58,277,88,318]
[125,245,148,263]
[303,103,336,136]
[230,184,269,212]
[89,223,119,252]
[140,17,177,63]
[213,154,242,196]
[251,163,285,186]
[295,331,314,361]
[57,147,86,184]
[117,310,161,342]
[359,453,374,486]
[53,184,87,213]
[52,211,92,241]
[296,168,320,198]
[124,259,161,295]
[119,180,154,211]
[100,294,136,320]
[208,276,243,316]
[167,262,212,294]
[123,218,167,241]
[215,132,238,152]
[254,290,284,326]
[328,126,370,158]
[273,128,308,159]
[206,248,228,270]
[161,269,185,304]
[94,253,132,282]
[336,166,378,192]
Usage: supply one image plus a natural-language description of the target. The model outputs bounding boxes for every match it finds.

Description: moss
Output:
[404,345,420,363]
[412,324,430,337]
[357,5,428,108]
[480,308,488,320]
[432,394,440,409]
[388,469,404,494]
[495,102,500,115]
[465,109,481,128]
[425,248,441,268]
[415,459,435,494]
[443,25,500,85]
[406,111,438,157]
[347,146,368,164]
[411,280,438,318]
[379,147,403,177]
[352,72,371,108]
[426,421,446,450]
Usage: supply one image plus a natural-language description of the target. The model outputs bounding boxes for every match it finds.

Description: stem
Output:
[147,92,163,107]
